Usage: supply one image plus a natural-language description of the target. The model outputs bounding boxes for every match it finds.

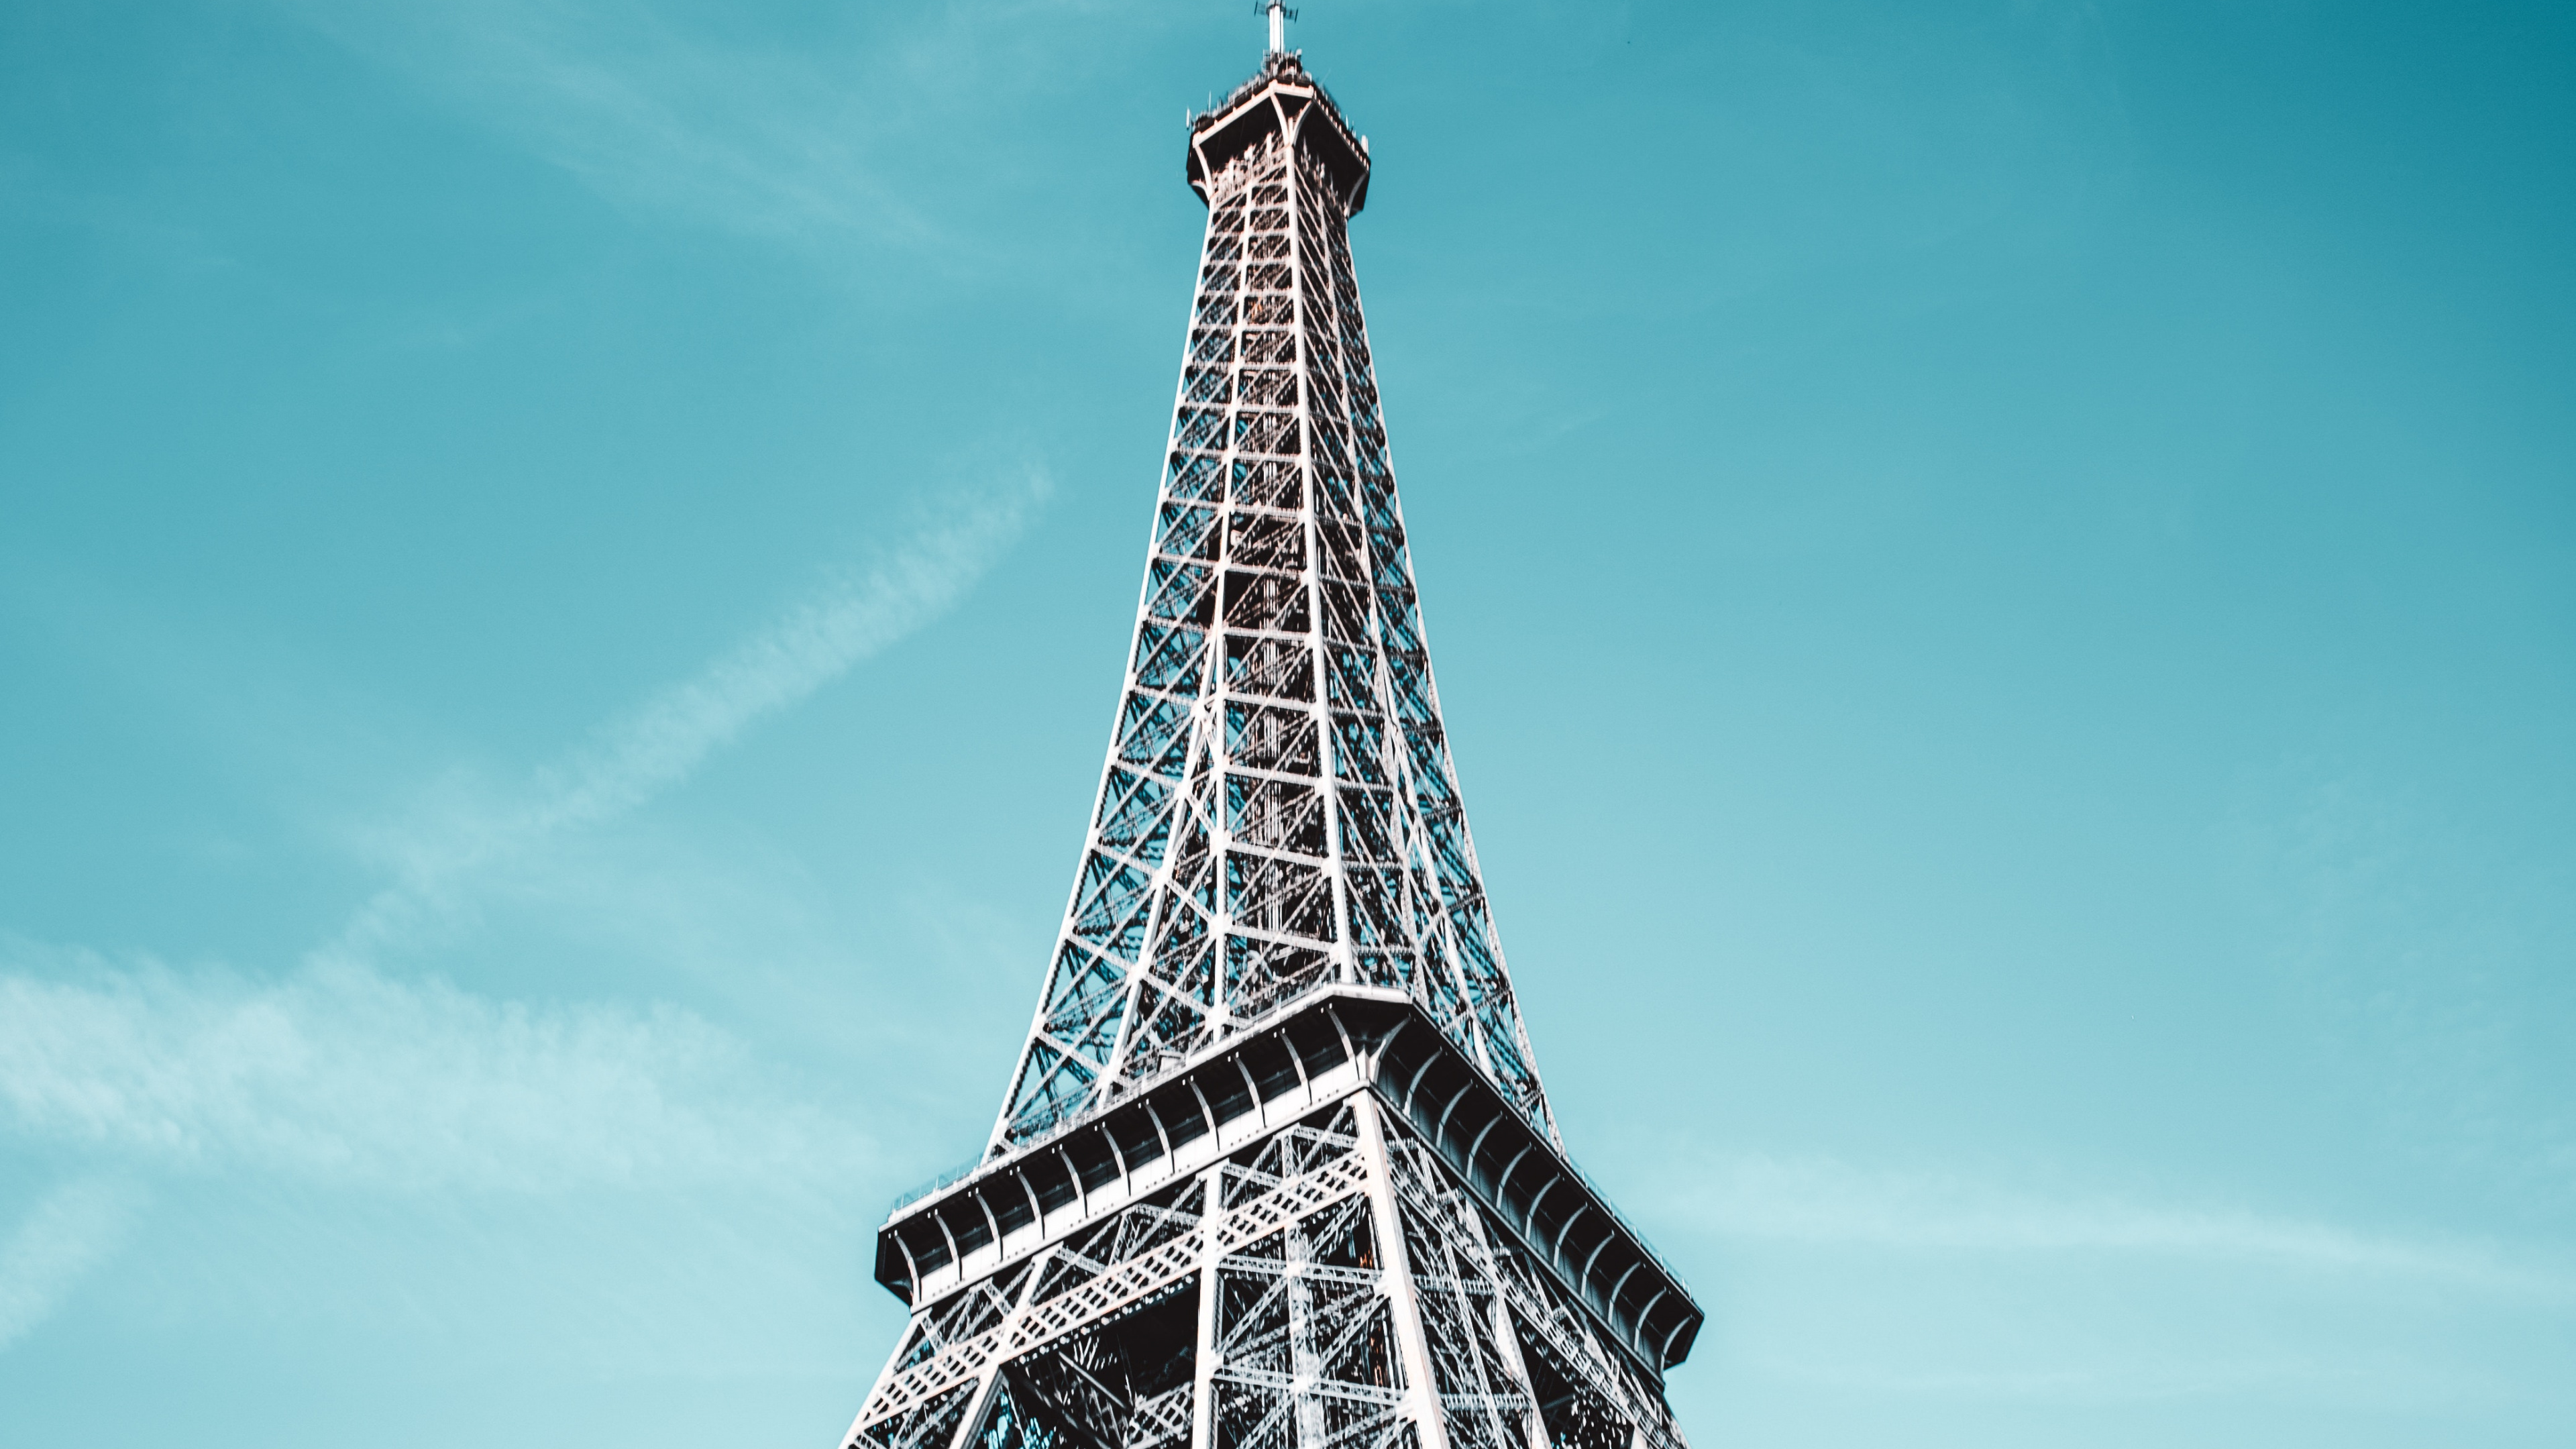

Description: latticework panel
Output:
[851,1097,1682,1449]
[1380,1132,1683,1449]
[994,71,1550,1157]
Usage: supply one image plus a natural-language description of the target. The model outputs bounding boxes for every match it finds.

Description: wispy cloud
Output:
[333,470,1046,962]
[271,0,948,254]
[0,939,890,1368]
[264,0,1208,283]
[1,470,1047,1184]
[0,1177,146,1350]
[0,468,1044,1350]
[0,941,869,1197]
[1645,1152,2576,1409]
[1652,1154,2573,1298]
[305,0,888,236]
[1748,1354,2491,1405]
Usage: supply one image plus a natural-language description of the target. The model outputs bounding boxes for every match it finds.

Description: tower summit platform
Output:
[1187,51,1371,217]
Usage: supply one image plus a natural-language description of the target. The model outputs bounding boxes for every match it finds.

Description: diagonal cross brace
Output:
[1387,1159,1682,1449]
[857,1152,1371,1434]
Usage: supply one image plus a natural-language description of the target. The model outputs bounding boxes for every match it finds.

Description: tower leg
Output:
[847,1090,1682,1449]
[1191,1167,1224,1449]
[945,1370,1007,1449]
[1354,1093,1456,1449]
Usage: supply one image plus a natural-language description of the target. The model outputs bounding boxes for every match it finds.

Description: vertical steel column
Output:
[1190,1167,1226,1449]
[1354,1092,1455,1449]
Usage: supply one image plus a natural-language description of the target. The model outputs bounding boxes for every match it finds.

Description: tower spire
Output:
[1265,0,1294,56]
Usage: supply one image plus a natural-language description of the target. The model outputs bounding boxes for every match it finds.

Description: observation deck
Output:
[1187,52,1371,215]
[873,988,1705,1381]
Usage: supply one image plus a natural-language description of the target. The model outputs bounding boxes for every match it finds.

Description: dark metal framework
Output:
[841,48,1698,1449]
[993,51,1537,1159]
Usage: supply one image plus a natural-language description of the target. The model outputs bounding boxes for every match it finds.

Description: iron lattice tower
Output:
[842,38,1701,1449]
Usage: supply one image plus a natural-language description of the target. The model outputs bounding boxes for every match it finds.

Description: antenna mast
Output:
[1264,0,1296,56]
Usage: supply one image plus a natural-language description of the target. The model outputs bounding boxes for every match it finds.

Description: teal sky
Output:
[4,1,2573,1445]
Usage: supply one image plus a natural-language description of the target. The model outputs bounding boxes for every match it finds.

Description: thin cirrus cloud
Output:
[1650,1153,2573,1299]
[0,1177,147,1352]
[0,470,1047,1348]
[0,941,879,1364]
[0,943,861,1197]
[332,469,1047,963]
[271,0,951,253]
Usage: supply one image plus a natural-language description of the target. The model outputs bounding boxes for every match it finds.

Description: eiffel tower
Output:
[841,17,1701,1449]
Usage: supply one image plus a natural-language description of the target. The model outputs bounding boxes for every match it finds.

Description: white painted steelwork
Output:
[989,50,1544,1160]
[837,48,1699,1449]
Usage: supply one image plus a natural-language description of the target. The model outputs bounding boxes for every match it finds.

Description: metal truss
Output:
[839,49,1698,1449]
[846,1096,1686,1449]
[993,50,1552,1158]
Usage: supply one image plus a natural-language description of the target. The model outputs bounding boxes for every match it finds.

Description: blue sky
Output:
[3,0,2573,1445]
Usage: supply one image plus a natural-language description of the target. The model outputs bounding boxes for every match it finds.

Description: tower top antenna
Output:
[1263,0,1297,56]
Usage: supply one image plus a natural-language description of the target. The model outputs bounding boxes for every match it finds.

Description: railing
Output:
[1188,53,1352,140]
[887,1153,990,1217]
[881,991,1697,1351]
[1552,1151,1697,1328]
